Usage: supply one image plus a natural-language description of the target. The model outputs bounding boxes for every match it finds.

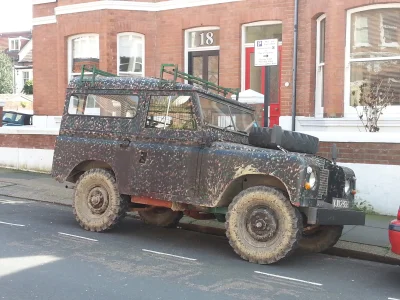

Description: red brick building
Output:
[31,0,400,132]
[1,0,399,214]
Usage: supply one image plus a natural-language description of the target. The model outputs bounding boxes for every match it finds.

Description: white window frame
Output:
[315,15,326,117]
[240,21,283,92]
[184,26,220,76]
[22,71,30,84]
[9,38,20,51]
[67,34,100,81]
[380,13,399,48]
[353,15,370,48]
[117,32,145,77]
[344,4,400,117]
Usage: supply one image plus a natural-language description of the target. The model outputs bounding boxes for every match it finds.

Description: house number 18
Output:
[199,32,214,46]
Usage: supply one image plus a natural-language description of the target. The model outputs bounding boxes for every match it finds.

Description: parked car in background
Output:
[389,207,400,255]
[2,111,33,126]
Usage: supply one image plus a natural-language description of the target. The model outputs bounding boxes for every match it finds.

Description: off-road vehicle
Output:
[52,64,365,264]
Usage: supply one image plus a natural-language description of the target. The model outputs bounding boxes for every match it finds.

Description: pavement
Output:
[0,196,399,300]
[0,167,399,266]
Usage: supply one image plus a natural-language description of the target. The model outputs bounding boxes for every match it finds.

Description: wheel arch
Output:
[215,173,291,207]
[66,160,115,183]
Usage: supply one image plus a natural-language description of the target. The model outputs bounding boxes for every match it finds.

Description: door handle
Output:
[274,107,278,111]
[119,139,131,148]
[139,151,147,164]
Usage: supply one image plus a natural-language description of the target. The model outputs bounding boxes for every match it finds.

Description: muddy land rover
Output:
[52,64,365,264]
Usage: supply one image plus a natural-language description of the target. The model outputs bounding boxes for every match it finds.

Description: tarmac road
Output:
[0,196,399,300]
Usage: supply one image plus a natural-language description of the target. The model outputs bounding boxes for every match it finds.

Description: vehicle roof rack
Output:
[79,65,117,85]
[160,64,240,101]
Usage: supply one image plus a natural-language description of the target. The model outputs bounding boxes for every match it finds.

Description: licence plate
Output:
[333,198,350,209]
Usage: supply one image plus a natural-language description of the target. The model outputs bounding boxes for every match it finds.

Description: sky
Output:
[0,0,33,32]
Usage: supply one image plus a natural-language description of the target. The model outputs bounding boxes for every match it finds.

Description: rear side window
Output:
[68,94,139,118]
[145,95,197,130]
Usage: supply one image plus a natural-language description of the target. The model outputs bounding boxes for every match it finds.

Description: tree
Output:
[352,78,395,132]
[0,52,13,94]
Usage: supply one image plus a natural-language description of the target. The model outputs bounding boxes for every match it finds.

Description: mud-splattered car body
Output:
[52,76,365,226]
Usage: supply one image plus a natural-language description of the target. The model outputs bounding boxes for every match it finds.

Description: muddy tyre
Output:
[249,126,319,154]
[226,186,302,264]
[73,168,128,232]
[139,207,183,228]
[298,225,343,253]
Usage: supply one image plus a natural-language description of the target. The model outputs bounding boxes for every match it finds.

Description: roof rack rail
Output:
[79,65,117,85]
[160,64,240,101]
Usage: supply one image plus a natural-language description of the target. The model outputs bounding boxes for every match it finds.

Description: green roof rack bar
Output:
[79,65,117,85]
[160,64,240,101]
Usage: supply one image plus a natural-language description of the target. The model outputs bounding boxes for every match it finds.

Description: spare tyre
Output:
[249,126,319,154]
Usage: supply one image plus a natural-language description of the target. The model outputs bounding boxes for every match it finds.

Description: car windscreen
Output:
[2,112,21,124]
[198,95,256,134]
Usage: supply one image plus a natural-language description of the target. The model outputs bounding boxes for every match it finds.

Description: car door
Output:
[133,92,202,200]
[58,92,140,195]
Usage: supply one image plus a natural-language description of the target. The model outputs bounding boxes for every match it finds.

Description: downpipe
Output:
[291,0,299,131]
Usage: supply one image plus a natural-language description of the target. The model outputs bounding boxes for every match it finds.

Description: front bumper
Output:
[299,207,366,226]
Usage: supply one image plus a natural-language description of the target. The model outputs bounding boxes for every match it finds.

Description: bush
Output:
[23,80,33,95]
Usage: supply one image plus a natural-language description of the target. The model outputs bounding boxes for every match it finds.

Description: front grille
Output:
[311,157,327,169]
[318,169,330,199]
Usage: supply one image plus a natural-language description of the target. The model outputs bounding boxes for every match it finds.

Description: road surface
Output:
[0,196,399,300]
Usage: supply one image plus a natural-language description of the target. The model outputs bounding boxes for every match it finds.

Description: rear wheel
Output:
[73,168,128,232]
[138,207,183,228]
[298,225,343,253]
[225,186,302,264]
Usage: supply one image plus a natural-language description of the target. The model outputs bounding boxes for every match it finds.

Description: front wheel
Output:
[73,168,128,232]
[298,225,343,253]
[225,186,302,265]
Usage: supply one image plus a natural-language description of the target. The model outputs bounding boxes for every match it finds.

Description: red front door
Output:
[245,46,282,128]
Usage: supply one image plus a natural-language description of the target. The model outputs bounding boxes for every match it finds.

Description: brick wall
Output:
[32,22,59,116]
[0,135,56,149]
[318,142,400,165]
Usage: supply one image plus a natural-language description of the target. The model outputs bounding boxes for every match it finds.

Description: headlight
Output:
[344,180,350,194]
[305,167,317,190]
[309,171,317,189]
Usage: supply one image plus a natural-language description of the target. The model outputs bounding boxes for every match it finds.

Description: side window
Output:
[68,94,139,118]
[145,95,197,130]
[199,96,233,128]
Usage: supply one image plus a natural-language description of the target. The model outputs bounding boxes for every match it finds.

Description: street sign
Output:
[254,39,278,67]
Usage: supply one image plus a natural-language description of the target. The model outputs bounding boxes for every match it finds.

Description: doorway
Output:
[245,45,282,127]
[188,50,219,85]
[242,22,282,127]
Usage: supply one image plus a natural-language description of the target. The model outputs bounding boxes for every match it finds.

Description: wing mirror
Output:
[331,144,338,165]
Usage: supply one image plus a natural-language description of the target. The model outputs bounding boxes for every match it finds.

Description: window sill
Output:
[352,43,371,48]
[380,43,400,48]
[279,116,400,136]
[297,130,400,143]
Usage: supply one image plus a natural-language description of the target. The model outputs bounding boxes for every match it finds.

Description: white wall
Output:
[0,147,54,173]
[339,163,399,216]
[14,69,33,94]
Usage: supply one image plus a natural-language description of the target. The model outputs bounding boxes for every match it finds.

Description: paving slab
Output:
[340,225,390,247]
[365,214,395,229]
